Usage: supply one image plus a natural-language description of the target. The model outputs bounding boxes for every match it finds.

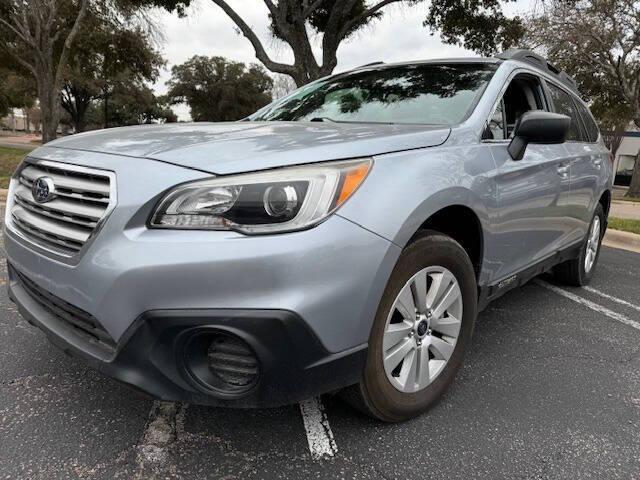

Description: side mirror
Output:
[508,111,571,161]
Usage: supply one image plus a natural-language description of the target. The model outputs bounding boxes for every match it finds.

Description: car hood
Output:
[46,122,451,175]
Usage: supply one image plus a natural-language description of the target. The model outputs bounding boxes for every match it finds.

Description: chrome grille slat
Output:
[14,197,98,229]
[19,177,110,205]
[11,216,83,253]
[9,160,114,258]
[12,207,91,243]
[21,165,110,196]
[14,184,103,222]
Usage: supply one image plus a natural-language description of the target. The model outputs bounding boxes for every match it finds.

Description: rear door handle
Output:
[556,165,569,178]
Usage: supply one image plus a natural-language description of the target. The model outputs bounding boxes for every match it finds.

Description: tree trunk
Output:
[103,92,109,129]
[627,153,640,198]
[23,109,31,134]
[38,73,61,144]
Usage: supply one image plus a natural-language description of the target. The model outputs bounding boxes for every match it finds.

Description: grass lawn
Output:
[608,217,640,235]
[621,195,640,203]
[0,145,32,189]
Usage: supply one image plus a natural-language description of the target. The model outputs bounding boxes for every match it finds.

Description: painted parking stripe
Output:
[299,397,338,459]
[535,280,640,332]
[582,286,640,313]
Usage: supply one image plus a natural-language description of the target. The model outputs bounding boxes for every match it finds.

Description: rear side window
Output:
[547,83,582,141]
[574,101,600,142]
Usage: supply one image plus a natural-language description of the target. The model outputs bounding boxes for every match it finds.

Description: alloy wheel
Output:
[584,216,601,273]
[382,266,463,393]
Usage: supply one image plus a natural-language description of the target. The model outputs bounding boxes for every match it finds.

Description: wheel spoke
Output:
[395,285,416,320]
[426,271,453,309]
[432,282,461,319]
[412,270,428,314]
[416,342,430,387]
[429,336,454,360]
[397,348,417,390]
[382,265,464,393]
[384,337,414,372]
[383,321,413,351]
[430,314,461,337]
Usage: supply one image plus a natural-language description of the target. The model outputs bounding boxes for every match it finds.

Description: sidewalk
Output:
[0,133,41,150]
[610,200,640,220]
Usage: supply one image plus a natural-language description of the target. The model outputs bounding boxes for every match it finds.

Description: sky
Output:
[152,0,535,120]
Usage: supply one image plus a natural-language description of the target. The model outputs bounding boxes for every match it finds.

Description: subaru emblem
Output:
[32,176,56,203]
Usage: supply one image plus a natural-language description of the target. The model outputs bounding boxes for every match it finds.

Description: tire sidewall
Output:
[578,204,605,284]
[362,233,477,421]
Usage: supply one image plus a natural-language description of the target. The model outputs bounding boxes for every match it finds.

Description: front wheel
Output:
[342,232,478,422]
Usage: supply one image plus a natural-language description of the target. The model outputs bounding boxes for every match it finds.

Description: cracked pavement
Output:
[1,226,639,478]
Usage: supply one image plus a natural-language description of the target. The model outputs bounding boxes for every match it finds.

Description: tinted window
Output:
[548,83,582,141]
[483,74,545,140]
[575,100,599,142]
[250,63,498,125]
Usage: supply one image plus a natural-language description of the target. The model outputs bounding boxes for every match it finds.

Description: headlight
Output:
[149,158,372,234]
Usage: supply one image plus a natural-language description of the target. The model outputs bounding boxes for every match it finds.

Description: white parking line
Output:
[582,286,640,313]
[299,397,338,459]
[535,280,640,332]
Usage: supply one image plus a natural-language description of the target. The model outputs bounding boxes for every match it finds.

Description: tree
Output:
[97,84,177,126]
[525,0,640,196]
[207,0,524,86]
[0,0,90,142]
[167,56,273,121]
[60,8,165,132]
[0,68,36,120]
[0,0,190,142]
[272,74,298,99]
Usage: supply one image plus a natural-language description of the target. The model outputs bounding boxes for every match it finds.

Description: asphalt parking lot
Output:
[1,231,639,479]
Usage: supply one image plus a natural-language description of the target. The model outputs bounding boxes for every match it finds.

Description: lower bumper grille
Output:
[11,265,116,355]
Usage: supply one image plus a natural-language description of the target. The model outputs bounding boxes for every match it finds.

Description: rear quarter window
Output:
[547,83,582,141]
[574,101,600,143]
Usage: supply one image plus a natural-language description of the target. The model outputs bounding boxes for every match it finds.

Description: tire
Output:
[342,231,478,422]
[554,204,605,287]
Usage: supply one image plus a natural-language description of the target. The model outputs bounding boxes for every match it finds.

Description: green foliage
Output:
[166,56,273,121]
[426,0,524,55]
[270,0,383,41]
[95,84,177,126]
[60,4,166,131]
[0,68,37,117]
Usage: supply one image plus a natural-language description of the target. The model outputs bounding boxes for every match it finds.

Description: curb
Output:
[603,229,640,254]
[612,199,640,206]
[0,189,6,202]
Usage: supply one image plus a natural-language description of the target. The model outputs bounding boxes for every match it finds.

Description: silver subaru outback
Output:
[4,49,612,421]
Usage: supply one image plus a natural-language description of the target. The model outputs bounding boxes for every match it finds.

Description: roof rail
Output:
[496,48,579,93]
[354,61,385,69]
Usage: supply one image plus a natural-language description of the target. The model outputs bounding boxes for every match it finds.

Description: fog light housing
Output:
[182,331,259,395]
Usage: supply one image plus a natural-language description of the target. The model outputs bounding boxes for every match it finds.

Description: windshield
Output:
[250,63,497,125]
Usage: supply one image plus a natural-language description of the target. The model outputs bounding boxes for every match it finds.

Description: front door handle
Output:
[593,158,602,169]
[556,165,569,179]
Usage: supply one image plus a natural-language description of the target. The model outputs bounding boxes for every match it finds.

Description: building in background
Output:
[614,130,640,186]
[0,108,38,133]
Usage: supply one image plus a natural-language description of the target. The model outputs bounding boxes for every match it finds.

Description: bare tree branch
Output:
[339,0,404,39]
[55,0,89,87]
[209,0,296,76]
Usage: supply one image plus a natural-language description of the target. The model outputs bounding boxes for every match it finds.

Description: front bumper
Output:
[4,148,401,406]
[9,264,366,406]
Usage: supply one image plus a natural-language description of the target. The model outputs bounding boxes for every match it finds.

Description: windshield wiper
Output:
[309,117,337,123]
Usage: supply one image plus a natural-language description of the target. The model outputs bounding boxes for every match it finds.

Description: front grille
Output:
[11,265,117,355]
[9,160,114,257]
